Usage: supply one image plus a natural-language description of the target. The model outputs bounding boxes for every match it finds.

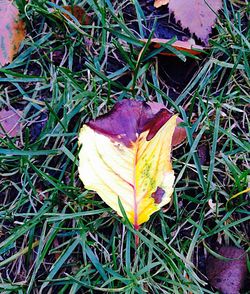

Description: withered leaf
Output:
[206,246,247,294]
[0,1,26,66]
[0,109,22,138]
[62,6,90,25]
[141,38,204,56]
[169,0,222,44]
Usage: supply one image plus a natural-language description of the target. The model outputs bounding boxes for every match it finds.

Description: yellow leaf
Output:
[78,101,180,227]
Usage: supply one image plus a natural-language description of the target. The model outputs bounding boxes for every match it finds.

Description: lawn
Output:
[0,0,249,293]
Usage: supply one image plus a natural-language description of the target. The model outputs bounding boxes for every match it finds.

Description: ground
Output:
[0,0,249,293]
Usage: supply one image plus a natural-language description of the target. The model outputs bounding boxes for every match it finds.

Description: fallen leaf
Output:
[206,246,247,294]
[0,1,26,66]
[62,6,90,25]
[154,0,170,8]
[78,100,186,227]
[169,0,222,43]
[141,38,204,56]
[0,109,22,138]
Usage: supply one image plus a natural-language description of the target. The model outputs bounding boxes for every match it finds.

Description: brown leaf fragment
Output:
[0,109,22,138]
[169,0,222,44]
[0,1,26,66]
[206,246,247,294]
[62,6,91,25]
[171,123,186,147]
[154,0,170,8]
[141,38,204,56]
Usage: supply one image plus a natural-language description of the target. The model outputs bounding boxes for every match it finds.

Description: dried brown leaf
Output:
[0,1,26,66]
[0,109,22,138]
[141,38,204,56]
[206,246,247,294]
[169,0,222,43]
[62,6,91,25]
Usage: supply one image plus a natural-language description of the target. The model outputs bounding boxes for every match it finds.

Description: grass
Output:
[0,0,249,293]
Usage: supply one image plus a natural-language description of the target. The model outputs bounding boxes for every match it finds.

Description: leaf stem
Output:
[134,224,140,248]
